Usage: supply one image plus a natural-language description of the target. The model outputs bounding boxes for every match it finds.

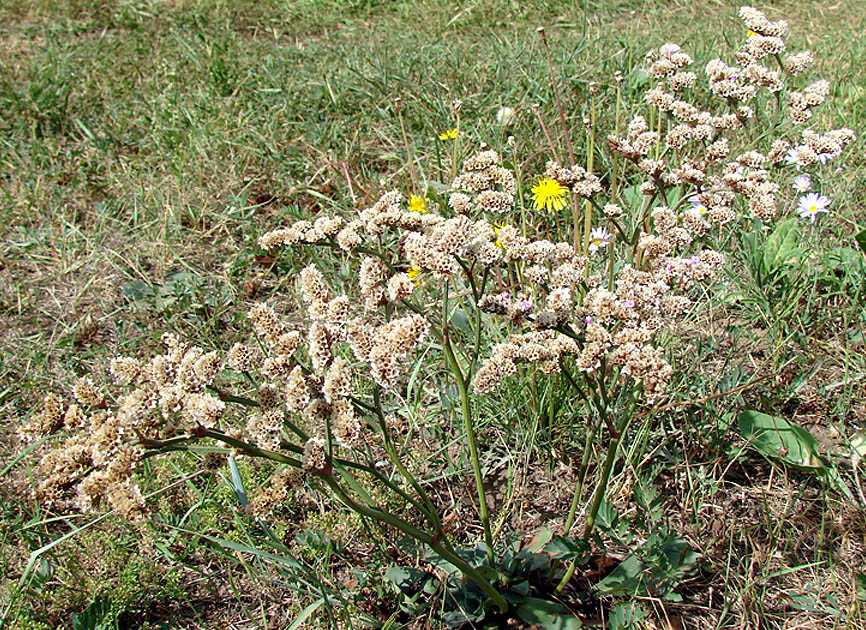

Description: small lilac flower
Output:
[622,299,635,308]
[520,299,533,312]
[796,192,831,223]
[792,175,811,192]
[660,43,681,58]
[688,195,708,215]
[588,226,612,254]
[585,316,593,326]
[690,255,701,266]
[817,151,837,165]
[502,292,510,300]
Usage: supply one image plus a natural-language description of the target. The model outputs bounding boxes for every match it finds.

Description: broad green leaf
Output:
[595,538,699,598]
[450,308,472,333]
[737,410,825,471]
[545,536,591,562]
[428,180,450,195]
[385,566,432,597]
[594,555,643,596]
[515,597,583,629]
[620,184,642,214]
[762,217,802,273]
[120,279,155,302]
[630,67,651,90]
[825,246,866,273]
[528,527,552,552]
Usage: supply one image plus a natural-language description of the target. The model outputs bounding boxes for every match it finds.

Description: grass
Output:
[1,0,865,628]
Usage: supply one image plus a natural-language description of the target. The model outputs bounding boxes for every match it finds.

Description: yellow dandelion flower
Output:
[438,128,458,141]
[531,177,568,213]
[407,266,421,286]
[408,195,427,214]
[746,29,757,37]
[493,222,507,249]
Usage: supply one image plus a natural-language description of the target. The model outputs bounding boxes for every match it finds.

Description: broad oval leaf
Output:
[515,597,583,629]
[737,410,825,471]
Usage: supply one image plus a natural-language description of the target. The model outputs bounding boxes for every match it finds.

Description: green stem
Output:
[207,431,491,603]
[396,105,420,193]
[555,401,634,594]
[207,385,258,408]
[323,473,507,613]
[562,415,599,537]
[441,291,495,565]
[372,387,443,532]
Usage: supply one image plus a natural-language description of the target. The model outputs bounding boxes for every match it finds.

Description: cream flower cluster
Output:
[601,11,855,230]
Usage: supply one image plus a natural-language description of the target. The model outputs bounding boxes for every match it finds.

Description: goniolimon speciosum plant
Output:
[19,6,856,623]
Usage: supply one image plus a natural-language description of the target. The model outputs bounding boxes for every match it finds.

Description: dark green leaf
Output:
[450,308,472,333]
[761,217,802,273]
[608,602,648,630]
[545,536,591,562]
[515,598,583,629]
[855,228,866,255]
[120,279,155,302]
[737,410,825,471]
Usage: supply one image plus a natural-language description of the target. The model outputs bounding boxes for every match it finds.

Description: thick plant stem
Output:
[581,411,631,540]
[555,409,633,594]
[561,416,599,537]
[372,387,443,533]
[442,327,495,566]
[323,473,508,613]
[194,427,506,612]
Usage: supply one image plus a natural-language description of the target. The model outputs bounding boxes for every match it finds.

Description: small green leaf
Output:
[608,602,649,630]
[737,410,825,471]
[545,536,591,562]
[855,572,866,603]
[515,598,583,629]
[450,308,472,333]
[121,279,155,302]
[854,228,866,255]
